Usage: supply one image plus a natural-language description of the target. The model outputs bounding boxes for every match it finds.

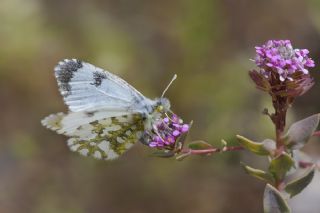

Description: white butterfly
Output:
[41,59,177,160]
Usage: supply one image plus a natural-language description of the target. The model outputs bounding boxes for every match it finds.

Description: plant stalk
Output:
[181,146,244,155]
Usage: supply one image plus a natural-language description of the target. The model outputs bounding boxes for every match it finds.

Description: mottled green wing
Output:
[69,114,145,160]
[42,113,145,160]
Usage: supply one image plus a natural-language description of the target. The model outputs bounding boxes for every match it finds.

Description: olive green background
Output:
[1,0,320,212]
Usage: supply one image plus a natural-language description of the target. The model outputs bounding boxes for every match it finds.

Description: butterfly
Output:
[41,59,178,160]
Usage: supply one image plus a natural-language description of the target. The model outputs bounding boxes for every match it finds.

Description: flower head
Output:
[250,40,315,98]
[254,40,314,81]
[145,114,190,150]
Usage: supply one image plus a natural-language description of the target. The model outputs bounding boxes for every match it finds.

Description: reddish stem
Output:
[313,131,320,137]
[299,161,315,169]
[269,73,291,190]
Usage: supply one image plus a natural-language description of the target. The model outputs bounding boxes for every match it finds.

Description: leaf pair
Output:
[241,153,295,185]
[263,166,315,213]
[237,113,320,154]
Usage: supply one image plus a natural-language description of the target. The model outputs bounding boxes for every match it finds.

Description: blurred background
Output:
[1,0,320,212]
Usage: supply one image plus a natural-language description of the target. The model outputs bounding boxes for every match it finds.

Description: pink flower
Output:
[250,40,315,98]
[254,40,314,81]
[146,114,190,149]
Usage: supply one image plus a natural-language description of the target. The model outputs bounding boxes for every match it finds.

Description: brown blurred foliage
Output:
[1,0,320,212]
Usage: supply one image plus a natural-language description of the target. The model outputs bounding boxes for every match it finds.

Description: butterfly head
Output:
[154,97,171,113]
[152,73,176,114]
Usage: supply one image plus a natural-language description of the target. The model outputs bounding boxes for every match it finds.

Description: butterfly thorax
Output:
[155,97,171,112]
[143,97,171,130]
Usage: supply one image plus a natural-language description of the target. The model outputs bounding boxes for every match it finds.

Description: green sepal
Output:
[269,153,294,181]
[263,184,291,213]
[236,135,275,156]
[241,163,275,184]
[284,114,320,150]
[174,120,193,152]
[285,166,315,198]
[188,140,213,150]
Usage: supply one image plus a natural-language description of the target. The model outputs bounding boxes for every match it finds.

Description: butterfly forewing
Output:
[55,59,153,113]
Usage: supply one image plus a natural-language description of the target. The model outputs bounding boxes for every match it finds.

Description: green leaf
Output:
[241,163,275,184]
[285,166,315,198]
[188,140,213,150]
[151,151,175,158]
[269,153,294,181]
[236,135,275,156]
[284,114,320,149]
[263,184,291,213]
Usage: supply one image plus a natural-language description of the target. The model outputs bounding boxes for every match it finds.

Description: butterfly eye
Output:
[157,105,164,112]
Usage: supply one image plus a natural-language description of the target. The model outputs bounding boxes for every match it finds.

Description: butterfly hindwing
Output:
[43,113,145,160]
[70,114,145,160]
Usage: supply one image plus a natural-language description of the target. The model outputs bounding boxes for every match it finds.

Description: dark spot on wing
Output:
[55,59,83,96]
[85,111,97,117]
[91,71,107,87]
[141,113,147,121]
[76,126,83,130]
[90,120,99,125]
[133,96,140,104]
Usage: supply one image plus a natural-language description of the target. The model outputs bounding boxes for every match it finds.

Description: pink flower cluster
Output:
[148,114,189,148]
[254,40,315,81]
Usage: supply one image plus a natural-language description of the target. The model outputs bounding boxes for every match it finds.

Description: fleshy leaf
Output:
[284,114,320,149]
[285,166,315,198]
[188,140,213,150]
[269,153,294,181]
[263,184,291,213]
[241,163,275,184]
[236,135,274,156]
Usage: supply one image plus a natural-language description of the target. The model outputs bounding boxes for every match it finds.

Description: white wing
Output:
[42,59,160,160]
[41,111,145,160]
[41,110,132,136]
[54,59,155,113]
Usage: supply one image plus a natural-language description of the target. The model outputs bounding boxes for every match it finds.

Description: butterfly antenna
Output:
[161,74,177,98]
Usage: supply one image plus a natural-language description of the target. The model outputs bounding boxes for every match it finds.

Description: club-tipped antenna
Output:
[161,74,177,98]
